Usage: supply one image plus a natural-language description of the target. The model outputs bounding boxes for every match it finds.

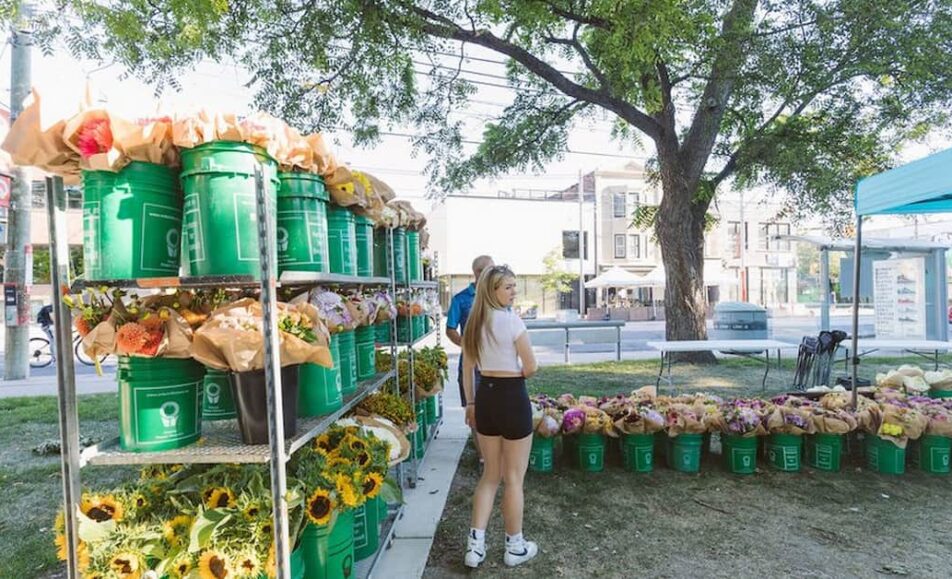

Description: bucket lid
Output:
[180,141,278,178]
[82,161,180,194]
[278,172,329,201]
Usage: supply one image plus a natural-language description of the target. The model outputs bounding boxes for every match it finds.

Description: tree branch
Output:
[400,3,661,140]
[540,1,613,30]
[543,23,610,91]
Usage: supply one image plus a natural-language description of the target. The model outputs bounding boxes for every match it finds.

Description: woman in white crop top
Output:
[460,265,539,569]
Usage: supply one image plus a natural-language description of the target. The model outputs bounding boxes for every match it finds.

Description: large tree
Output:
[40,0,952,358]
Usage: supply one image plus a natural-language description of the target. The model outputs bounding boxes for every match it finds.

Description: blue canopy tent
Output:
[850,147,952,405]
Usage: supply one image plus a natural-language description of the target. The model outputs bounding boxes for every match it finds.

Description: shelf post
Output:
[47,176,82,578]
[254,166,292,578]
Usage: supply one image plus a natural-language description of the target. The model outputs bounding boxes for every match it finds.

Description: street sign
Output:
[0,175,10,208]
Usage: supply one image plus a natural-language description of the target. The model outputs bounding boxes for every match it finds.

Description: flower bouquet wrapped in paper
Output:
[765,401,815,436]
[2,89,81,182]
[366,290,396,325]
[664,403,708,436]
[611,401,665,436]
[713,399,768,437]
[192,298,331,372]
[341,292,373,327]
[925,369,952,392]
[810,394,858,435]
[911,398,952,437]
[357,391,417,433]
[309,288,356,334]
[531,395,563,438]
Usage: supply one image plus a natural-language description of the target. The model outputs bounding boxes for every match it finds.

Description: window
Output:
[628,192,640,211]
[612,192,626,218]
[614,234,626,258]
[629,234,641,259]
[758,223,792,251]
[67,188,83,210]
[728,221,742,258]
[562,230,589,259]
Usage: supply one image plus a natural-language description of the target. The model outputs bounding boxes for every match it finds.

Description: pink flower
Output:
[76,118,113,158]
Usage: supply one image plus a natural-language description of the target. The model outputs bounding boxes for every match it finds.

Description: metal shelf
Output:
[80,371,393,467]
[402,280,438,289]
[355,504,404,579]
[394,327,438,349]
[70,272,392,293]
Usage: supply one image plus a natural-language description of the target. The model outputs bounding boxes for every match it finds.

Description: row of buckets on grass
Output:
[529,431,952,476]
[83,143,425,281]
[119,319,430,450]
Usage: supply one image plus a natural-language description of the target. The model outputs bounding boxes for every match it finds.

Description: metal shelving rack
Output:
[46,172,405,579]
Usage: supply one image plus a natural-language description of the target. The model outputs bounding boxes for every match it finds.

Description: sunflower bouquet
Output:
[357,391,417,432]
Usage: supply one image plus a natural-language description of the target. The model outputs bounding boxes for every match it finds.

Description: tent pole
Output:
[850,215,863,409]
[820,247,830,331]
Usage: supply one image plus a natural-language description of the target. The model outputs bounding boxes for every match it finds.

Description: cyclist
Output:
[37,304,55,362]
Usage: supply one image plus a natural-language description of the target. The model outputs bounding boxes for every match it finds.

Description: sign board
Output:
[0,175,10,208]
[873,257,927,339]
[4,284,17,326]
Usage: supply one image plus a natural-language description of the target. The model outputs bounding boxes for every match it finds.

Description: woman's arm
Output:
[462,354,476,427]
[515,332,537,378]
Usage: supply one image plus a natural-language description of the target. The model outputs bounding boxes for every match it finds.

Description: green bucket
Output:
[929,389,952,399]
[406,230,422,282]
[396,316,412,343]
[82,161,182,280]
[424,316,432,334]
[866,436,905,475]
[354,215,374,278]
[411,315,425,341]
[300,511,355,579]
[766,434,802,472]
[722,434,758,475]
[621,433,654,473]
[354,326,376,381]
[415,400,428,434]
[413,403,427,460]
[180,141,279,278]
[202,368,236,420]
[327,206,358,276]
[337,330,358,396]
[277,172,330,274]
[354,495,382,561]
[118,357,204,452]
[577,433,605,472]
[392,228,407,284]
[529,436,554,473]
[911,434,950,475]
[668,434,703,473]
[298,335,342,417]
[374,321,391,345]
[425,394,439,426]
[372,228,390,278]
[806,433,843,472]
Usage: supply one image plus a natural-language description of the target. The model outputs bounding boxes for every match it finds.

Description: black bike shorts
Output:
[474,376,532,440]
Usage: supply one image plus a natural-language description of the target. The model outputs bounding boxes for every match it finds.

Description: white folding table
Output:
[840,339,952,371]
[646,340,800,390]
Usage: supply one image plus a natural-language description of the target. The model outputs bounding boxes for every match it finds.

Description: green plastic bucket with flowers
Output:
[374,321,391,344]
[396,316,412,343]
[667,434,703,473]
[327,205,358,276]
[424,394,439,427]
[406,230,422,282]
[337,330,358,396]
[354,325,376,381]
[529,436,555,473]
[424,316,432,334]
[298,335,342,417]
[722,434,758,475]
[766,434,802,472]
[202,368,237,420]
[118,357,204,452]
[806,433,843,472]
[180,141,279,278]
[910,434,950,474]
[82,161,182,280]
[276,171,330,275]
[577,433,605,472]
[354,215,375,278]
[373,227,390,278]
[866,436,905,475]
[411,315,425,341]
[392,228,408,284]
[621,433,654,473]
[353,495,382,561]
[300,510,355,579]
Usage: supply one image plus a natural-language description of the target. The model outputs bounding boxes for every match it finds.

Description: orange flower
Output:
[139,329,164,356]
[77,117,113,158]
[74,317,92,337]
[116,323,150,354]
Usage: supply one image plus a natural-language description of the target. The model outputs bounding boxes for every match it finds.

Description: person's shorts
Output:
[474,376,532,440]
[458,359,481,408]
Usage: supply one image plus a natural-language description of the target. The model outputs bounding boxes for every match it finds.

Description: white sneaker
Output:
[464,536,487,568]
[503,539,538,567]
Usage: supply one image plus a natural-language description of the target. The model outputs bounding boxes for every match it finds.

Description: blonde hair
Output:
[462,265,515,367]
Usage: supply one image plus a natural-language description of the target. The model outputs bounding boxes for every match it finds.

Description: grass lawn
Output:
[0,393,137,579]
[424,357,952,578]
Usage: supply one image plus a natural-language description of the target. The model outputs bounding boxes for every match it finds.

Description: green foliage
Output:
[539,248,577,294]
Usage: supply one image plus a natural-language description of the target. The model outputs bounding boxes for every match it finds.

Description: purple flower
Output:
[562,408,585,434]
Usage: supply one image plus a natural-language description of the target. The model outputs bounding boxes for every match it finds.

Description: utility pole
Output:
[577,170,585,316]
[4,3,34,380]
[738,188,748,302]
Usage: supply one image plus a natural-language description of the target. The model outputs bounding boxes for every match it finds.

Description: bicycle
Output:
[28,333,109,369]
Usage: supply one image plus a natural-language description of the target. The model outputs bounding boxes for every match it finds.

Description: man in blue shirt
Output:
[446,255,494,457]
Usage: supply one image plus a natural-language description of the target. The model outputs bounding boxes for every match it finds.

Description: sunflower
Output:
[110,551,142,578]
[362,472,384,499]
[348,435,367,452]
[131,492,149,511]
[355,451,372,467]
[55,533,67,561]
[234,549,261,578]
[140,465,169,480]
[326,455,352,469]
[264,543,276,579]
[314,433,332,452]
[335,474,361,508]
[256,520,275,543]
[305,489,335,526]
[242,501,262,521]
[81,495,124,522]
[205,487,237,509]
[202,486,217,504]
[168,555,194,579]
[199,549,232,579]
[163,514,193,546]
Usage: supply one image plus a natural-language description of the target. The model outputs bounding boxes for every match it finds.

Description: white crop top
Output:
[477,309,527,372]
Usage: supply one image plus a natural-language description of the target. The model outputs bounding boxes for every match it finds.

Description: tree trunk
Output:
[656,158,716,364]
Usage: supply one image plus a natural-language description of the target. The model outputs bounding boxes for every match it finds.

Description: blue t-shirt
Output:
[446,283,476,334]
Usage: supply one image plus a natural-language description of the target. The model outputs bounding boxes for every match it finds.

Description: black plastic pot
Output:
[229,365,300,444]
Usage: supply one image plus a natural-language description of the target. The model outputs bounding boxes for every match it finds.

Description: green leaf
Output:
[188,508,232,553]
[380,476,404,506]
